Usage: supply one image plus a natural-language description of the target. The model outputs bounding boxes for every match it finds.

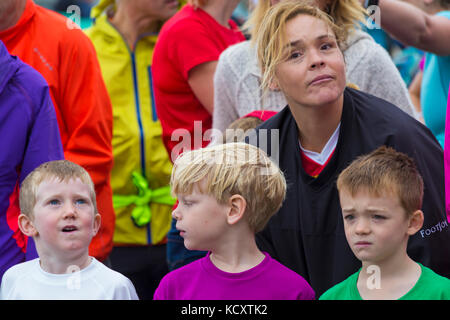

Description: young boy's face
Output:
[172,183,230,251]
[339,188,412,265]
[29,177,100,259]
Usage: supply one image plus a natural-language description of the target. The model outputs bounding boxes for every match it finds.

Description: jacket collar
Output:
[0,0,36,42]
[91,13,159,51]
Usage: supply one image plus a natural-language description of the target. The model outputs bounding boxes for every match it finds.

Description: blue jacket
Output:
[0,40,64,283]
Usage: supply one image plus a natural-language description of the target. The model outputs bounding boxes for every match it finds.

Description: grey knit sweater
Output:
[212,29,416,135]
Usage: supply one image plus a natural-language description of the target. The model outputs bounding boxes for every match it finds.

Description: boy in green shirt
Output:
[320,146,450,300]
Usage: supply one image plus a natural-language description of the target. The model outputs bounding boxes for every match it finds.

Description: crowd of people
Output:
[0,0,449,300]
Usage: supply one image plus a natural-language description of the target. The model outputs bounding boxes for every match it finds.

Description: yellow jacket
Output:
[85,7,174,246]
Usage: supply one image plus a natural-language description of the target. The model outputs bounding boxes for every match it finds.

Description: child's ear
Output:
[18,213,38,237]
[92,213,101,237]
[407,210,424,236]
[226,195,246,226]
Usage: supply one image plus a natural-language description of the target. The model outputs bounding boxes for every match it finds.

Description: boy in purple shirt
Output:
[154,142,315,300]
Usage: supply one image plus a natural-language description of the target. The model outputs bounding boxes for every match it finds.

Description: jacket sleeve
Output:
[389,117,450,278]
[20,84,64,182]
[57,31,114,261]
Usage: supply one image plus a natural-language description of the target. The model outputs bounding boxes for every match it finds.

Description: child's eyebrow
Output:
[365,207,387,213]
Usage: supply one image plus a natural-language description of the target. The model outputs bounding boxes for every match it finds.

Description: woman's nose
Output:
[308,49,325,70]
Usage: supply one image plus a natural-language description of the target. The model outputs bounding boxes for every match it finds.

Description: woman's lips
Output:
[309,75,334,85]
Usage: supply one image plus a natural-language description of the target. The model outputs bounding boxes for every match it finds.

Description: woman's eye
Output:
[321,43,332,50]
[373,215,387,220]
[289,51,302,60]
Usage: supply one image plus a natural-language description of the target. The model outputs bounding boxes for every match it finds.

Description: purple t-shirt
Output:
[154,252,315,300]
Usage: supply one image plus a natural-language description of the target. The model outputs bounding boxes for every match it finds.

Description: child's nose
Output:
[63,202,77,218]
[355,219,370,234]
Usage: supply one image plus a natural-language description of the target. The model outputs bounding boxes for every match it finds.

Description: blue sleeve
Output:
[20,84,64,183]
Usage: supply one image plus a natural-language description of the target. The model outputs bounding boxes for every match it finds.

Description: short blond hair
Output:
[255,1,346,94]
[20,160,98,218]
[337,146,424,216]
[171,143,286,232]
[245,0,366,44]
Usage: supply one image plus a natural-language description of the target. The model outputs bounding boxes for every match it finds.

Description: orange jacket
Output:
[0,0,114,261]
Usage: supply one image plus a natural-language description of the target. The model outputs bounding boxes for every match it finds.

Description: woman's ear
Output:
[407,210,424,236]
[18,213,38,237]
[269,78,280,91]
[226,195,247,226]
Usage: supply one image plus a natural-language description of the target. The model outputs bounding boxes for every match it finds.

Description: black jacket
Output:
[247,88,450,296]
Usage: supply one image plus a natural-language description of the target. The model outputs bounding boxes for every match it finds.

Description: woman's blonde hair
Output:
[245,0,366,42]
[256,1,345,94]
[171,143,286,233]
[19,160,98,218]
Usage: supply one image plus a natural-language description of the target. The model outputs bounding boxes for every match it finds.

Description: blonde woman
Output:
[248,1,450,296]
[212,0,416,136]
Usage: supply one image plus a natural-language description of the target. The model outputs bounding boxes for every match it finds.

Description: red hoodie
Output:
[0,0,114,261]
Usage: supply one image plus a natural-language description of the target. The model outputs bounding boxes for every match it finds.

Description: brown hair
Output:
[20,160,98,218]
[337,146,424,215]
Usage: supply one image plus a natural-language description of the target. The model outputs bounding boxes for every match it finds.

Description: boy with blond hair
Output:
[0,160,138,300]
[154,142,314,300]
[320,146,450,300]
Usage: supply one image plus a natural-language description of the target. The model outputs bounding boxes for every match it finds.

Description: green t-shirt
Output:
[319,264,450,300]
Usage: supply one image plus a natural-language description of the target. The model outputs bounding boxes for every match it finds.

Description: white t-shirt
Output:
[299,123,340,165]
[0,258,139,300]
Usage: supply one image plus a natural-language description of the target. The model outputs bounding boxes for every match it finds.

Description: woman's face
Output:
[272,14,346,109]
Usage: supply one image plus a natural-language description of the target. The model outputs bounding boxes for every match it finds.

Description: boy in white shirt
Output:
[0,160,138,300]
